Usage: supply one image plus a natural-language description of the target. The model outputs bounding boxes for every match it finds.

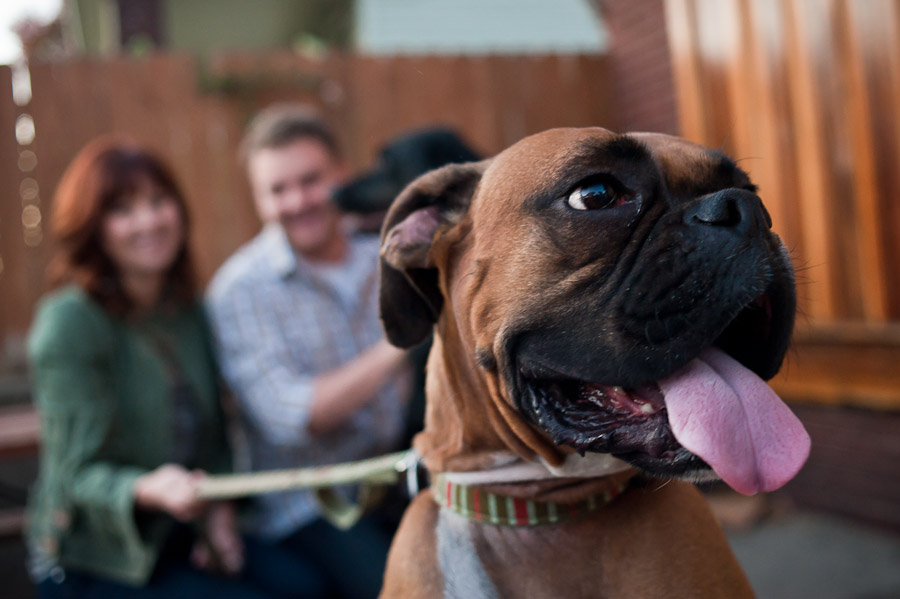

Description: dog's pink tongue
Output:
[659,347,810,495]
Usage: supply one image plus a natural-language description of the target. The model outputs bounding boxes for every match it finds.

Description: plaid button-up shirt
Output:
[206,224,405,539]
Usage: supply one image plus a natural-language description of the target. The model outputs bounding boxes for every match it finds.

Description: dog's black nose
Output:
[684,189,771,234]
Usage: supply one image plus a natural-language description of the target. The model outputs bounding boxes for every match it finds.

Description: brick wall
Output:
[597,0,678,134]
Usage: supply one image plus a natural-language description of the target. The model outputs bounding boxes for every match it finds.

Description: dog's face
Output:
[380,127,802,490]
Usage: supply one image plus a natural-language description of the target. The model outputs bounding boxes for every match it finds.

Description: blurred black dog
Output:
[333,127,480,232]
[333,128,480,512]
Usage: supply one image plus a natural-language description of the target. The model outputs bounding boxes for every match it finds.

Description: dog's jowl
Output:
[378,128,810,598]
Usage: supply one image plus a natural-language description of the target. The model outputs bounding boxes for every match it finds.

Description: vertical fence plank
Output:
[0,67,26,359]
[837,0,888,322]
[347,55,399,165]
[874,0,900,319]
[175,56,224,286]
[665,0,710,143]
[443,55,492,155]
[780,0,838,319]
[745,0,803,249]
[845,0,900,320]
[576,55,618,131]
[493,56,530,147]
[465,56,506,153]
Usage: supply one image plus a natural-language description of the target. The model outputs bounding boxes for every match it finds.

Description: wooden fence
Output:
[665,0,900,410]
[5,19,900,412]
[0,52,615,366]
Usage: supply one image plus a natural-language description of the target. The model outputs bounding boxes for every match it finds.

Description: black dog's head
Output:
[334,127,480,216]
[379,128,809,494]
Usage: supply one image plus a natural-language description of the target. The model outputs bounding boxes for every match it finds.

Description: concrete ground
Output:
[0,537,32,599]
[727,511,900,599]
[708,489,900,599]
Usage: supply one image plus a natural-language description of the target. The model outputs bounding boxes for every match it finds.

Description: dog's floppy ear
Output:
[379,160,489,347]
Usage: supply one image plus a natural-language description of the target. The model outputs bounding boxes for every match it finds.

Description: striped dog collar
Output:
[433,473,629,527]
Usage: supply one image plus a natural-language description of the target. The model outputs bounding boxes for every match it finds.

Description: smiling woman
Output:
[26,138,273,597]
[46,138,196,314]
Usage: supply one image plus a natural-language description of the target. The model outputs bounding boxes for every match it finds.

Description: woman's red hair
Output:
[48,136,196,315]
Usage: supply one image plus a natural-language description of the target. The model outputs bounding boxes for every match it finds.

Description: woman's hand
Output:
[133,463,207,522]
[191,502,245,575]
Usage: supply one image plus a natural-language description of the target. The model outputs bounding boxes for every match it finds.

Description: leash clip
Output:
[395,449,422,497]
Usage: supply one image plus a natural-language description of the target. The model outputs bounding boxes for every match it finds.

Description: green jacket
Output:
[26,286,231,586]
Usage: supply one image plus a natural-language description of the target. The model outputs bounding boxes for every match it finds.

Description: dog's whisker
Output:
[651,478,673,492]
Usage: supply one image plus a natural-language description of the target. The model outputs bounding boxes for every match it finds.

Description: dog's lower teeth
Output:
[640,403,657,414]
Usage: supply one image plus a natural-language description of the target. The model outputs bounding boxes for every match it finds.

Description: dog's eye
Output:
[566,181,619,211]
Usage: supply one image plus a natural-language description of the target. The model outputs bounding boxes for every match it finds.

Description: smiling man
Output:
[206,104,409,598]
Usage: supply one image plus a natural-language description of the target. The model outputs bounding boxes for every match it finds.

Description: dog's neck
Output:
[414,321,562,474]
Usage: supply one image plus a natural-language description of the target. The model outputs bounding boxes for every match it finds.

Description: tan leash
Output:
[196,450,420,530]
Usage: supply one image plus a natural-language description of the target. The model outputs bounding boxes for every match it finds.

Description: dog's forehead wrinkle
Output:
[572,134,651,164]
[481,131,636,207]
[658,151,756,201]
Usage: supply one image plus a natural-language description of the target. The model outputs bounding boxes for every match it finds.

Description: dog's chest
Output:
[436,510,500,599]
[435,508,593,599]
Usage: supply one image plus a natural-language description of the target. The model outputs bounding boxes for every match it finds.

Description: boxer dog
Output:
[378,128,810,598]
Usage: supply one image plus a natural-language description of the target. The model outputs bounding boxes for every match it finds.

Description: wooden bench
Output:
[771,322,900,410]
[0,404,40,460]
[0,404,40,537]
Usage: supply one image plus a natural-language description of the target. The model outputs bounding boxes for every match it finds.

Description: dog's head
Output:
[380,127,808,495]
